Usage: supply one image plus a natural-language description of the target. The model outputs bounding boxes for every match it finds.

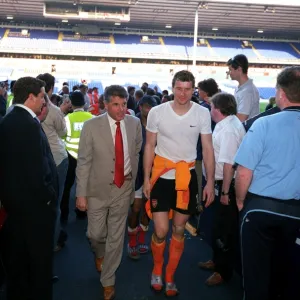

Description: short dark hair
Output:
[104,85,128,102]
[276,66,300,104]
[63,82,69,86]
[36,73,55,93]
[127,86,135,93]
[72,85,79,92]
[10,80,16,91]
[162,90,169,95]
[227,54,248,74]
[211,92,237,116]
[146,88,155,96]
[172,70,195,88]
[13,77,46,105]
[198,78,219,97]
[134,89,144,99]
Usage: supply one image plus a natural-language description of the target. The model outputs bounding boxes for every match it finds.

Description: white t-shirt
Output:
[234,78,260,119]
[212,115,245,180]
[146,101,212,179]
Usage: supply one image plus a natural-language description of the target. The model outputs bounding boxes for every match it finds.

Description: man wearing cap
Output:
[227,54,260,122]
[60,91,93,223]
[127,95,156,259]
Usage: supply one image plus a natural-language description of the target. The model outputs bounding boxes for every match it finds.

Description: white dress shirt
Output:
[212,115,245,180]
[107,113,131,176]
[14,104,36,118]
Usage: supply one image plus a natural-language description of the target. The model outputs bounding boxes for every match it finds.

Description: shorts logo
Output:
[151,199,158,208]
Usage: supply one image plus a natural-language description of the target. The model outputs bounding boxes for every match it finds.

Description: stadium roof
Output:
[0,0,300,39]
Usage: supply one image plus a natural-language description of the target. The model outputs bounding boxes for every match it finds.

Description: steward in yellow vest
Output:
[60,91,93,222]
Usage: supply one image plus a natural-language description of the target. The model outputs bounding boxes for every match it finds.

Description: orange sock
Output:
[165,235,184,283]
[151,236,166,276]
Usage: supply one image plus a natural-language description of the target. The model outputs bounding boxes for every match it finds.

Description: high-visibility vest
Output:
[65,110,93,159]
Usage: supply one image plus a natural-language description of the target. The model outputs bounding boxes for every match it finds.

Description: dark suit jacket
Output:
[0,106,58,219]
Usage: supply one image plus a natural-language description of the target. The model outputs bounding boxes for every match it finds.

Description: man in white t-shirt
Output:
[198,92,245,286]
[227,54,260,121]
[143,70,215,296]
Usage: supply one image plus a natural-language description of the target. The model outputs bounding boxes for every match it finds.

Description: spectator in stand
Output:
[79,83,90,111]
[162,95,171,103]
[134,89,144,114]
[227,54,260,121]
[162,90,169,97]
[59,85,69,96]
[50,94,63,107]
[265,96,276,111]
[147,88,161,105]
[127,86,136,111]
[141,82,148,93]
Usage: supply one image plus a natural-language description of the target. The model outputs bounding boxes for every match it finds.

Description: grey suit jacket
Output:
[76,113,142,200]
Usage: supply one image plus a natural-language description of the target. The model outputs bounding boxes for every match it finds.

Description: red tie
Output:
[114,121,125,188]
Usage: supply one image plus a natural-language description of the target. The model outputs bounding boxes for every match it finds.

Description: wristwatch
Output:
[221,191,229,196]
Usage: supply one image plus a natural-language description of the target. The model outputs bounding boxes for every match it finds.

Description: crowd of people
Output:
[0,54,299,300]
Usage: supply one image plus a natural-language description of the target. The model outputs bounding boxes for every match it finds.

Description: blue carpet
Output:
[53,205,243,300]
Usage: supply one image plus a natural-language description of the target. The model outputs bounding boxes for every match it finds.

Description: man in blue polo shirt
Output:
[235,66,300,300]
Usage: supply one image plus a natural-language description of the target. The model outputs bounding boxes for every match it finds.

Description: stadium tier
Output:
[0,29,299,62]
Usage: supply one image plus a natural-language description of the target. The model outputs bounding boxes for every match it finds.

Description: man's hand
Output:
[143,179,151,200]
[76,196,88,211]
[202,181,215,208]
[220,195,230,206]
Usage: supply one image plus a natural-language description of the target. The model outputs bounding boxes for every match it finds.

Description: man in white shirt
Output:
[143,70,215,296]
[198,92,245,286]
[227,54,260,121]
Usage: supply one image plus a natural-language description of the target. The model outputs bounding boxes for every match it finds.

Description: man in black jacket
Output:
[0,77,58,300]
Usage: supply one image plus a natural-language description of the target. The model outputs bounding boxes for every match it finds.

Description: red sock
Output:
[128,228,138,248]
[165,235,184,282]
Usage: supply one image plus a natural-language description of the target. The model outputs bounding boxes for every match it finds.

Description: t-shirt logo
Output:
[73,122,84,131]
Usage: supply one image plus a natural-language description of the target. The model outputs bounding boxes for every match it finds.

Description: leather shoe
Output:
[103,285,115,300]
[205,272,224,286]
[198,260,215,271]
[95,256,104,272]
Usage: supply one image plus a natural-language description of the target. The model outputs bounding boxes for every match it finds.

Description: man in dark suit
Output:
[0,77,58,300]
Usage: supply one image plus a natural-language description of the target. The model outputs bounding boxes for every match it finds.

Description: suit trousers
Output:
[212,181,238,281]
[60,153,77,221]
[87,178,133,287]
[4,207,55,300]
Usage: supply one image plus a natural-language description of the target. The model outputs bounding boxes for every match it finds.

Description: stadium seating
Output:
[0,29,300,63]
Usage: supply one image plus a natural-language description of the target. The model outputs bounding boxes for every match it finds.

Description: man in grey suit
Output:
[76,85,142,300]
